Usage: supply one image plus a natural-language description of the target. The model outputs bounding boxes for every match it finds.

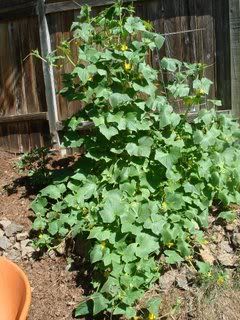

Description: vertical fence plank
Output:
[229,0,240,117]
[37,0,60,147]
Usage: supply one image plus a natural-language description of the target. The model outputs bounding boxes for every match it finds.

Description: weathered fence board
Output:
[0,0,237,153]
[0,15,49,152]
[229,0,240,117]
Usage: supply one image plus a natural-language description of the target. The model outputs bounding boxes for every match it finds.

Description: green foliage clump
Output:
[17,147,51,187]
[31,2,240,318]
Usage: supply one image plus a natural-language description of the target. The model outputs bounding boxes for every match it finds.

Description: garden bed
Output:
[1,149,240,320]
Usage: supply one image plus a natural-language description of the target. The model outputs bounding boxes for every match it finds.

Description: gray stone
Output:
[0,236,11,251]
[20,239,31,249]
[0,229,4,238]
[6,249,21,261]
[0,219,11,231]
[5,223,24,237]
[219,240,233,253]
[13,242,21,250]
[176,273,189,291]
[232,233,240,247]
[21,245,34,257]
[16,232,29,242]
[159,270,178,291]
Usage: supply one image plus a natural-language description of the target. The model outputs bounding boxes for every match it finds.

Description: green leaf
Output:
[196,261,211,274]
[126,136,153,157]
[41,185,63,200]
[146,296,161,315]
[161,57,181,72]
[155,147,180,169]
[73,66,89,85]
[155,34,165,49]
[164,250,184,264]
[218,211,236,222]
[124,16,145,33]
[99,124,118,140]
[90,244,103,263]
[48,220,59,236]
[193,77,213,95]
[109,93,131,108]
[75,300,92,317]
[92,293,109,315]
[31,197,47,214]
[135,233,159,258]
[100,190,123,223]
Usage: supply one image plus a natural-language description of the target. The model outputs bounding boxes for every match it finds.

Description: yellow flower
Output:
[39,234,43,239]
[148,313,156,320]
[82,207,88,215]
[124,62,132,71]
[196,88,205,96]
[121,44,128,51]
[167,242,174,248]
[217,275,225,286]
[186,255,193,261]
[162,202,167,211]
[101,241,106,250]
[88,76,93,81]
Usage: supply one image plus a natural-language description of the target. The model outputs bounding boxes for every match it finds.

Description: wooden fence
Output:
[0,0,239,153]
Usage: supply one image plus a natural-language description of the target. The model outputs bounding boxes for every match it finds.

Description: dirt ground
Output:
[0,151,82,320]
[1,150,240,320]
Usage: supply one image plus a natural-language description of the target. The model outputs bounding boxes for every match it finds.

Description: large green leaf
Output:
[109,93,131,108]
[126,136,153,157]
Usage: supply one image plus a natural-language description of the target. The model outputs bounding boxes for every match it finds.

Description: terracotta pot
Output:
[0,257,31,320]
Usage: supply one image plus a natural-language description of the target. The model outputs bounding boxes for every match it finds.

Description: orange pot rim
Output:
[0,256,31,320]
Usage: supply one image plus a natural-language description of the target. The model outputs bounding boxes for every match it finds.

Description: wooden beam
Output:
[0,0,37,21]
[37,0,60,147]
[45,0,139,14]
[229,0,240,117]
[0,112,47,124]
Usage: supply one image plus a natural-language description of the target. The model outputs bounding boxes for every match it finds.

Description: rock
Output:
[16,232,28,242]
[9,237,15,243]
[219,241,233,253]
[159,270,178,291]
[6,249,21,261]
[176,275,189,291]
[225,223,237,232]
[48,250,57,259]
[20,239,31,248]
[212,232,224,244]
[13,242,20,250]
[0,229,4,238]
[55,241,66,255]
[199,245,215,265]
[5,223,23,237]
[232,233,240,248]
[21,245,34,258]
[0,219,11,231]
[0,236,11,251]
[218,252,237,267]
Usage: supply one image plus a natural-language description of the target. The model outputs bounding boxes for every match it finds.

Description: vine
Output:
[31,2,240,318]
